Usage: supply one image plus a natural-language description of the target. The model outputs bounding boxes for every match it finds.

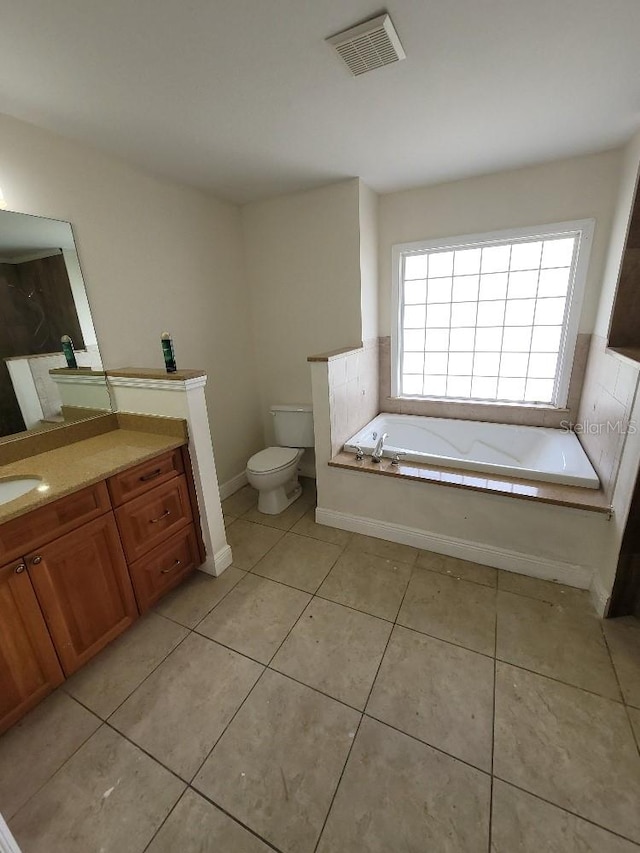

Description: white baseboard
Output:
[0,815,22,853]
[219,470,248,500]
[315,507,592,589]
[197,545,233,578]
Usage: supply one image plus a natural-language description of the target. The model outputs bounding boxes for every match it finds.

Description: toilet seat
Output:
[247,446,299,474]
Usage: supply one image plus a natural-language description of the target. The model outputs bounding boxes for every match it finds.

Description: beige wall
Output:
[377,150,622,338]
[0,112,261,484]
[358,180,379,342]
[595,131,640,338]
[241,178,363,443]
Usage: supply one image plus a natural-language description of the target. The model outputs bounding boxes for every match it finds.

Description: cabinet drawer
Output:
[0,482,111,565]
[129,525,199,612]
[107,448,184,507]
[115,475,192,563]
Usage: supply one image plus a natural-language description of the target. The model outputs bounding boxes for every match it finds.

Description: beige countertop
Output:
[0,429,186,524]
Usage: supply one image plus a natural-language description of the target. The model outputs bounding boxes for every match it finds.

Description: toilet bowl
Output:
[246,446,304,514]
[245,404,314,515]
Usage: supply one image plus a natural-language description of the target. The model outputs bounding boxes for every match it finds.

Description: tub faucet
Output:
[371,432,388,463]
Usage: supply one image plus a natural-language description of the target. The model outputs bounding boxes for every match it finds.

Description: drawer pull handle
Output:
[31,556,43,565]
[15,563,26,574]
[161,559,182,574]
[140,468,163,482]
[150,509,171,524]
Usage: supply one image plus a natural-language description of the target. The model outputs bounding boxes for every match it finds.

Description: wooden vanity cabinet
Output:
[26,515,138,677]
[0,444,203,731]
[0,559,64,735]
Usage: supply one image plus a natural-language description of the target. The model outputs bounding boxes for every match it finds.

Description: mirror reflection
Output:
[0,209,106,439]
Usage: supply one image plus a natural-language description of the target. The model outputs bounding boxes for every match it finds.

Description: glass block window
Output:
[393,221,593,406]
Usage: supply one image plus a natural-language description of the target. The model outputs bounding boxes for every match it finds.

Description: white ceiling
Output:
[0,0,638,204]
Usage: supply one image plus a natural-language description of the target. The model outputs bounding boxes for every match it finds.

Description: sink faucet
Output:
[371,432,388,463]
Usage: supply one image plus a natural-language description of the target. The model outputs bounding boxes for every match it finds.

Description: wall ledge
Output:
[329,451,611,514]
[307,344,363,362]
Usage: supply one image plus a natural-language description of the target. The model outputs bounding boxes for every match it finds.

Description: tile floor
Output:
[2,480,640,852]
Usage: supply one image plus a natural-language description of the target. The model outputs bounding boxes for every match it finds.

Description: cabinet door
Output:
[27,515,138,676]
[0,559,64,735]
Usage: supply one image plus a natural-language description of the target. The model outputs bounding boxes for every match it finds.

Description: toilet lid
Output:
[247,446,299,474]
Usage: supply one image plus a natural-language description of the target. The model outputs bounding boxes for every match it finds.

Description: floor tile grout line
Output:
[362,710,492,777]
[240,516,349,586]
[392,610,628,705]
[310,560,418,853]
[314,590,396,624]
[186,662,270,787]
[494,657,627,706]
[3,694,103,824]
[265,664,369,716]
[191,785,286,853]
[157,566,250,633]
[100,627,197,724]
[492,774,640,848]
[100,720,187,783]
[488,584,499,852]
[600,625,640,756]
[248,533,349,597]
[140,787,190,853]
[394,616,496,659]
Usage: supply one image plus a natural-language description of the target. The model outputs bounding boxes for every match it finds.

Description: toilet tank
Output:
[271,405,314,448]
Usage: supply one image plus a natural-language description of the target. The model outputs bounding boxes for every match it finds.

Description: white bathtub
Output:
[344,413,599,489]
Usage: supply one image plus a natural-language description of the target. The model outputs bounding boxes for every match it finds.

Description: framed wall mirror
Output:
[0,209,107,440]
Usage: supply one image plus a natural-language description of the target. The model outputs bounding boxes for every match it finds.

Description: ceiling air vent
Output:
[327,13,406,77]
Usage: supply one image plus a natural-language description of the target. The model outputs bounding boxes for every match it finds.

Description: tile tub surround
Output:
[577,334,640,500]
[308,340,379,457]
[2,504,640,852]
[310,354,614,595]
[378,333,592,428]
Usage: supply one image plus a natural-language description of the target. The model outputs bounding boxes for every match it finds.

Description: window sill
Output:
[381,395,569,428]
[393,395,561,412]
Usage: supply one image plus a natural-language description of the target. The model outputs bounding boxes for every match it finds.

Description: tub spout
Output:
[371,432,388,463]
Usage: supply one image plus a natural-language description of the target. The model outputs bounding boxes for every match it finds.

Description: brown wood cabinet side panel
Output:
[107,448,184,507]
[115,475,192,563]
[27,514,138,676]
[180,445,206,563]
[0,560,64,734]
[0,482,111,565]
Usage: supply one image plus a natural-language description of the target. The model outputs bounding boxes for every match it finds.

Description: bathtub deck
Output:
[329,452,611,513]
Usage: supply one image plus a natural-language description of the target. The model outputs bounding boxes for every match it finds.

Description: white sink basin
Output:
[0,477,42,506]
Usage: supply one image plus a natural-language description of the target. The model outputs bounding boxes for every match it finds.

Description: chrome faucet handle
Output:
[391,452,405,466]
[354,445,364,461]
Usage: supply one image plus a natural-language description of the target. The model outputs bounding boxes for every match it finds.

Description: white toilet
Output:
[246,405,314,515]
